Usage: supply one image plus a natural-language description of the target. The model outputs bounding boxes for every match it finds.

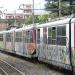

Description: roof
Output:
[36,18,75,28]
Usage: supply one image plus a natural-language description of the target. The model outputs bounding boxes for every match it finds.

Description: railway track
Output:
[0,59,25,75]
[0,52,72,75]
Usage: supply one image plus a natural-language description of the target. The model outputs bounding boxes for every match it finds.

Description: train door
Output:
[23,30,28,55]
[15,31,23,55]
[47,27,58,62]
[23,29,36,57]
[6,32,12,52]
[45,27,52,60]
[10,31,15,52]
[71,23,75,70]
[36,28,45,59]
[3,33,6,49]
[43,27,47,59]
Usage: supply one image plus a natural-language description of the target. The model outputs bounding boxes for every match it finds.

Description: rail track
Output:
[0,59,25,75]
[0,51,72,75]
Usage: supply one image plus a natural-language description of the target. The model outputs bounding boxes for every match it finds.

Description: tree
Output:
[45,0,75,17]
[25,16,39,25]
[38,14,48,23]
[24,15,48,25]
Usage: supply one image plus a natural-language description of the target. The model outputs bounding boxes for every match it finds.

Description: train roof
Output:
[0,17,75,33]
[0,31,7,34]
[6,28,16,33]
[15,25,34,32]
[36,18,75,28]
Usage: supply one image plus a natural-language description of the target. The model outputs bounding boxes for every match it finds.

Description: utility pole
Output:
[70,0,73,14]
[32,0,34,25]
[58,0,61,17]
[14,10,16,27]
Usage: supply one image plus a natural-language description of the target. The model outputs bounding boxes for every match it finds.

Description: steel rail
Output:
[0,59,25,75]
[0,67,8,75]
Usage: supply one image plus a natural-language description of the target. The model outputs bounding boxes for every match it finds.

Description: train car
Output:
[5,29,15,52]
[36,18,75,70]
[1,17,75,72]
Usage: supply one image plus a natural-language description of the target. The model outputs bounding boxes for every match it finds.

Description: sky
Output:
[0,0,45,13]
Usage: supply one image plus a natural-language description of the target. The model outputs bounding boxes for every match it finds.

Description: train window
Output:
[48,27,56,45]
[56,37,61,45]
[37,29,40,44]
[48,27,52,44]
[6,33,11,42]
[26,31,30,43]
[16,32,22,38]
[23,31,26,43]
[15,38,22,42]
[52,27,56,39]
[30,31,33,43]
[48,37,52,44]
[57,27,62,36]
[37,29,40,39]
[0,34,3,41]
[62,26,66,36]
[57,37,66,46]
[0,34,3,37]
[0,38,3,41]
[48,28,51,36]
[15,32,22,42]
[52,40,56,45]
[61,37,66,45]
[43,27,47,44]
[25,30,33,43]
[56,26,66,46]
[52,27,56,30]
[57,26,66,36]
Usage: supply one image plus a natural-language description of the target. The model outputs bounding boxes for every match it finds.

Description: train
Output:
[0,17,75,72]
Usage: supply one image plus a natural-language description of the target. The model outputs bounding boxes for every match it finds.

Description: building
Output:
[0,19,8,31]
[4,4,32,20]
[0,4,32,30]
[19,4,32,19]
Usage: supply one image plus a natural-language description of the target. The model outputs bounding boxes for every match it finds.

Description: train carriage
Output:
[5,29,15,52]
[36,18,74,70]
[1,17,75,72]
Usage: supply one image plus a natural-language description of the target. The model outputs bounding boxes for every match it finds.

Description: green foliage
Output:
[25,16,39,25]
[45,0,74,17]
[25,15,48,25]
[8,19,15,26]
[38,15,48,23]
